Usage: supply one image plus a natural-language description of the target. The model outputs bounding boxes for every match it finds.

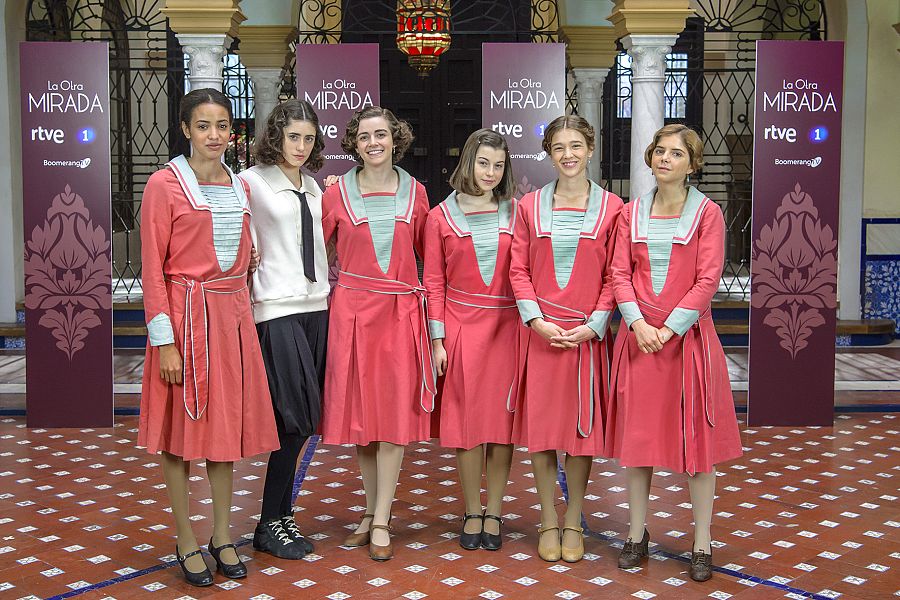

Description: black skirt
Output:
[256,310,328,436]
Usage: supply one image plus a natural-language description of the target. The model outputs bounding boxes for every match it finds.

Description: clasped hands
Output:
[631,318,675,354]
[530,318,596,349]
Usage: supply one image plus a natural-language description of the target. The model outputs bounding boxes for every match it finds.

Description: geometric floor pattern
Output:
[1,348,899,395]
[0,412,897,599]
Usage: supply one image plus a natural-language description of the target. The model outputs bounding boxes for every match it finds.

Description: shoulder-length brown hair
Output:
[340,106,414,164]
[541,114,595,155]
[643,124,704,173]
[449,128,515,202]
[253,99,326,172]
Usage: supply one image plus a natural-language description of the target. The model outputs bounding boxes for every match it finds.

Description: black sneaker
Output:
[281,514,315,554]
[253,518,307,560]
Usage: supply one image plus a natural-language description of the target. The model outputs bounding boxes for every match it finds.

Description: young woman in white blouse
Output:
[238,99,330,560]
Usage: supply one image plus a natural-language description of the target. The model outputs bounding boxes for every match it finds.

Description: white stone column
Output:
[246,67,283,134]
[573,68,609,184]
[622,34,676,200]
[178,34,229,92]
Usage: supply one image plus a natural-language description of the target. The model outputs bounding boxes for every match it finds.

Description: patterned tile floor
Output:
[0,409,897,599]
[1,347,899,398]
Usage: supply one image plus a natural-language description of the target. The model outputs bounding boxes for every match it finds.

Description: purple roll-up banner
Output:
[747,40,844,426]
[20,42,113,428]
[297,43,380,183]
[482,43,565,198]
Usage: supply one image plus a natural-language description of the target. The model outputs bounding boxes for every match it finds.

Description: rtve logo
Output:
[763,125,797,143]
[31,126,65,144]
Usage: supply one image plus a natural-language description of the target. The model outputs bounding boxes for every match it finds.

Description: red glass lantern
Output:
[396,0,451,77]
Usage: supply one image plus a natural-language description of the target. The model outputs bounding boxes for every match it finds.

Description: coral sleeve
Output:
[140,170,175,346]
[508,194,542,325]
[412,181,430,258]
[610,204,645,329]
[422,209,447,339]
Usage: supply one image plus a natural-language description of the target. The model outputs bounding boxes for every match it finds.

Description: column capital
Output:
[178,34,228,91]
[572,68,609,102]
[247,67,284,132]
[162,0,246,38]
[246,66,284,93]
[608,0,693,40]
[622,34,677,82]
[560,25,618,70]
[237,25,297,70]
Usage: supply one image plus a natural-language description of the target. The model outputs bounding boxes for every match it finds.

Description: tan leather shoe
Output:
[368,524,393,561]
[561,526,585,563]
[342,513,373,548]
[537,525,561,562]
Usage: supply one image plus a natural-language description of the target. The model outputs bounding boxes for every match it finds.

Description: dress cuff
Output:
[618,302,644,329]
[664,307,700,336]
[516,299,543,325]
[147,312,175,346]
[585,310,611,340]
[429,319,445,340]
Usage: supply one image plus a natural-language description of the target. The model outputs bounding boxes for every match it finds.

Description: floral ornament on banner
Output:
[24,184,111,360]
[751,183,837,358]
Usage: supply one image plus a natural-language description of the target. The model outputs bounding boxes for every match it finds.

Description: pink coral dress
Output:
[423,193,519,449]
[508,181,623,456]
[138,156,278,462]
[320,167,435,446]
[605,187,743,474]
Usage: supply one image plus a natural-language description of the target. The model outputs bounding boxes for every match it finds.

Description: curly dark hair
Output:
[340,106,414,164]
[252,99,326,172]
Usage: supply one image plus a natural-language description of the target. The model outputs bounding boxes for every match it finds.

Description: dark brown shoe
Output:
[342,513,373,548]
[689,549,713,582]
[368,524,393,561]
[618,529,650,569]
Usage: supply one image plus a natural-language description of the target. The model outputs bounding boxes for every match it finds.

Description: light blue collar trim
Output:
[534,179,609,239]
[166,154,249,214]
[440,191,515,237]
[338,166,416,225]
[631,185,709,245]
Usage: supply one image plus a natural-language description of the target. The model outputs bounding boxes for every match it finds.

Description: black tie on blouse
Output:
[292,190,317,282]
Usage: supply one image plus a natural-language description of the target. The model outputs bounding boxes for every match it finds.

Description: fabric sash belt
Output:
[445,286,517,310]
[529,297,598,438]
[337,270,437,414]
[637,300,714,476]
[167,273,248,421]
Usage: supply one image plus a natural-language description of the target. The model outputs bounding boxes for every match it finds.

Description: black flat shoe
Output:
[208,538,247,579]
[175,545,213,587]
[689,549,713,582]
[481,514,503,551]
[459,513,483,550]
[618,529,650,569]
[254,518,307,559]
[281,514,315,554]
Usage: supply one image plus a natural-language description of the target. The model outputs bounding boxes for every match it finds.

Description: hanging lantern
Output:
[396,0,451,77]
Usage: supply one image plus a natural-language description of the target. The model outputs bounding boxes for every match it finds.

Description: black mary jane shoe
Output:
[459,513,484,550]
[208,538,247,579]
[281,514,315,554]
[481,514,503,551]
[175,545,213,587]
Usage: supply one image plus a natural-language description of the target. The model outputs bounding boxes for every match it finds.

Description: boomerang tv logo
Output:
[774,156,821,168]
[42,158,91,168]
